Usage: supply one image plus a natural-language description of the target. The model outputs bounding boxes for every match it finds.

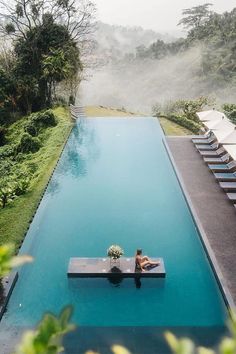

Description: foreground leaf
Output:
[0,244,33,277]
[198,347,215,354]
[15,306,75,354]
[111,345,131,354]
[165,331,195,354]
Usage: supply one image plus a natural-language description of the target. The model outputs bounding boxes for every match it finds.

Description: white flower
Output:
[107,245,124,259]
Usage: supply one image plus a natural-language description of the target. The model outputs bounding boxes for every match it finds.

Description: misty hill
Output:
[80,6,236,113]
[93,22,176,61]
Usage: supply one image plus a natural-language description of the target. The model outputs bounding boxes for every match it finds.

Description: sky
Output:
[94,0,235,33]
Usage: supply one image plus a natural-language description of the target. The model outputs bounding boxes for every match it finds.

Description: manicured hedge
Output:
[164,114,201,134]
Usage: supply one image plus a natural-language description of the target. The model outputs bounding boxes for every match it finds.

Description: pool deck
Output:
[166,136,236,308]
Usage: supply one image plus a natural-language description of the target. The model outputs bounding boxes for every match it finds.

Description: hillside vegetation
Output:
[82,5,236,114]
[0,107,73,248]
[137,4,236,89]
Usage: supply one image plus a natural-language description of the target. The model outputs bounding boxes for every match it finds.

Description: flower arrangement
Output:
[107,245,124,259]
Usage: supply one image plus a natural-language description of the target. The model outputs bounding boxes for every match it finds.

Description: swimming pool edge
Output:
[163,137,236,313]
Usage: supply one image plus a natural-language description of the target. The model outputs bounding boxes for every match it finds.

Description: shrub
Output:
[0,160,14,178]
[153,97,213,122]
[0,145,15,158]
[222,103,236,124]
[0,186,15,208]
[24,121,38,136]
[26,161,38,174]
[24,110,57,136]
[14,152,25,162]
[17,133,41,154]
[175,97,211,122]
[166,114,201,134]
[32,110,57,128]
[12,178,30,196]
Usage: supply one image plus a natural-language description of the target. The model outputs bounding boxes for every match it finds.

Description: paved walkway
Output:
[167,136,236,306]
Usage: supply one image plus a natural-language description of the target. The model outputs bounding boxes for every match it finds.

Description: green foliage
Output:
[165,312,236,354]
[17,133,41,154]
[0,69,16,124]
[159,117,192,136]
[0,244,14,276]
[0,186,15,208]
[136,6,236,87]
[0,174,30,208]
[0,145,15,159]
[13,18,81,112]
[165,332,195,354]
[0,243,32,276]
[12,178,30,196]
[5,23,15,34]
[153,101,179,117]
[222,104,236,124]
[24,110,57,136]
[175,97,210,122]
[153,97,209,133]
[15,306,75,354]
[166,114,201,134]
[178,3,213,30]
[136,38,187,59]
[0,107,72,247]
[0,0,90,120]
[24,121,38,137]
[32,110,57,128]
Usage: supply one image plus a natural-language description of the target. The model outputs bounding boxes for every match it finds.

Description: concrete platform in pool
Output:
[67,257,165,277]
[166,136,236,306]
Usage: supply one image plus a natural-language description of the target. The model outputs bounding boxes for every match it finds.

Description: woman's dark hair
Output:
[136,249,142,255]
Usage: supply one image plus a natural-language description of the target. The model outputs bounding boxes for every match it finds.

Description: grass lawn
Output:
[85,106,138,117]
[85,106,191,136]
[159,117,192,136]
[0,107,73,249]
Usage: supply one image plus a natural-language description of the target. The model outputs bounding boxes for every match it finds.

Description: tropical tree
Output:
[178,3,213,30]
[0,0,96,43]
[0,0,95,116]
[11,13,82,112]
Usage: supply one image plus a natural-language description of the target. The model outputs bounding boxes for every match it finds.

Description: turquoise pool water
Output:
[0,118,227,352]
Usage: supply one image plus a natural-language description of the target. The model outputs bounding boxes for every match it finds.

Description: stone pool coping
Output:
[163,136,235,312]
[0,272,18,321]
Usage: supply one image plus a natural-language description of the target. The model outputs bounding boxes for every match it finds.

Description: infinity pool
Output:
[0,118,227,353]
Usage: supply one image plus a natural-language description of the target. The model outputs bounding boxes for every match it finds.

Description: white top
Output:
[223,144,236,160]
[197,110,226,122]
[212,120,235,142]
[221,129,236,145]
[204,117,230,130]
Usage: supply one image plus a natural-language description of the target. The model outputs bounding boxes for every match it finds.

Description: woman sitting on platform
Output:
[135,249,160,272]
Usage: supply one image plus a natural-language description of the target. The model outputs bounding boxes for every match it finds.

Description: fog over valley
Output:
[79,16,236,114]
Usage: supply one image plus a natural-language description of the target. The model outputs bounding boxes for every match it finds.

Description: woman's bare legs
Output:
[140,257,160,271]
[141,256,149,262]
